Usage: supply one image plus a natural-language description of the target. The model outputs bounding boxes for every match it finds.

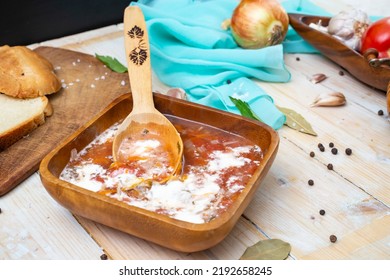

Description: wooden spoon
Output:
[112,6,183,182]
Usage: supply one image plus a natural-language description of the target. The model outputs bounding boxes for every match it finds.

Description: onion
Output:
[230,0,289,49]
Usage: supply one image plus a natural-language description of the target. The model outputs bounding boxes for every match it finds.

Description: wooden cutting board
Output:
[0,46,129,196]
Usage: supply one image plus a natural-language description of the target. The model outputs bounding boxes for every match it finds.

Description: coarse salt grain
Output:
[121,80,126,86]
[91,84,96,88]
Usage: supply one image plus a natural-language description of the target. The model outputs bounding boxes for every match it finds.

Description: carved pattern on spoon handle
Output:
[127,25,148,66]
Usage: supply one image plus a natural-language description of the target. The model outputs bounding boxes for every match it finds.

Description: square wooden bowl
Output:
[39,93,279,252]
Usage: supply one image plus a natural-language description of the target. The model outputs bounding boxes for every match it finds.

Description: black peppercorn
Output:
[345,148,352,155]
[329,142,334,148]
[0,208,2,214]
[100,254,108,260]
[319,209,325,215]
[308,179,314,186]
[331,148,338,155]
[378,109,384,116]
[296,57,300,61]
[318,143,325,152]
[310,151,315,157]
[327,163,333,170]
[226,79,231,84]
[338,70,344,76]
[329,235,337,243]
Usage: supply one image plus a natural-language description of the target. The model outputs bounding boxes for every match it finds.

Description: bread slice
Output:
[0,94,52,150]
[0,45,61,98]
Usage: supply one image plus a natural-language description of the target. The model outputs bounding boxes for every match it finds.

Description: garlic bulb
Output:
[327,8,370,51]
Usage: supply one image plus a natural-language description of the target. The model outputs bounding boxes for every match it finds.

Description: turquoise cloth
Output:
[129,0,329,130]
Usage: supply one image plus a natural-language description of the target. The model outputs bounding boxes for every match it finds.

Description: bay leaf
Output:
[277,106,317,136]
[240,239,291,260]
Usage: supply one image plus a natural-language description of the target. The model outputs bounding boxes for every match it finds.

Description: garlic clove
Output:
[311,92,346,107]
[165,87,187,100]
[310,73,327,84]
[309,21,328,33]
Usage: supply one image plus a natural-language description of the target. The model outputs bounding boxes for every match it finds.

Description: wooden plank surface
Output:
[75,216,272,260]
[1,0,389,260]
[0,175,104,259]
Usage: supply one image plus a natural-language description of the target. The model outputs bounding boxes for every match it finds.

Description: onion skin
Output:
[230,0,289,49]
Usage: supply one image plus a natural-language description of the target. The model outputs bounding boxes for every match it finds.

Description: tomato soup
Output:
[60,115,263,224]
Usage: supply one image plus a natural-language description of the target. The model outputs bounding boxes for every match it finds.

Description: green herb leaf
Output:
[240,239,291,260]
[95,54,128,73]
[229,96,263,122]
[277,106,317,136]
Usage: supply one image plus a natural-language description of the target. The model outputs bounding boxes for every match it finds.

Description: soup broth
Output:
[60,115,263,224]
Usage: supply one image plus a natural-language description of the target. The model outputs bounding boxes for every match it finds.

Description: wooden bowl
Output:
[39,93,279,252]
[288,13,390,92]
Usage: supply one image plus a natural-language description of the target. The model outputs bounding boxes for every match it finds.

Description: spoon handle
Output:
[124,6,154,113]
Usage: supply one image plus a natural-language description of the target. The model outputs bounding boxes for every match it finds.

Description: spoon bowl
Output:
[112,6,183,182]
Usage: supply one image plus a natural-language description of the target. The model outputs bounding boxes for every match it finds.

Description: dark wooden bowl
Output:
[39,93,279,252]
[289,13,390,92]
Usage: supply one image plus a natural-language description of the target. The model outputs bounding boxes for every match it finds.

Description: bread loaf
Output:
[0,45,61,98]
[0,45,60,150]
[0,94,52,150]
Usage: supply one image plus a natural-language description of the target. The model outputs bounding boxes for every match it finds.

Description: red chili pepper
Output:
[361,17,390,58]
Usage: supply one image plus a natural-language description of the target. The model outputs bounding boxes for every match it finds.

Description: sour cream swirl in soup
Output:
[60,116,263,224]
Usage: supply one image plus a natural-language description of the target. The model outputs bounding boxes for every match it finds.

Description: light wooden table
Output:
[1,0,389,260]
